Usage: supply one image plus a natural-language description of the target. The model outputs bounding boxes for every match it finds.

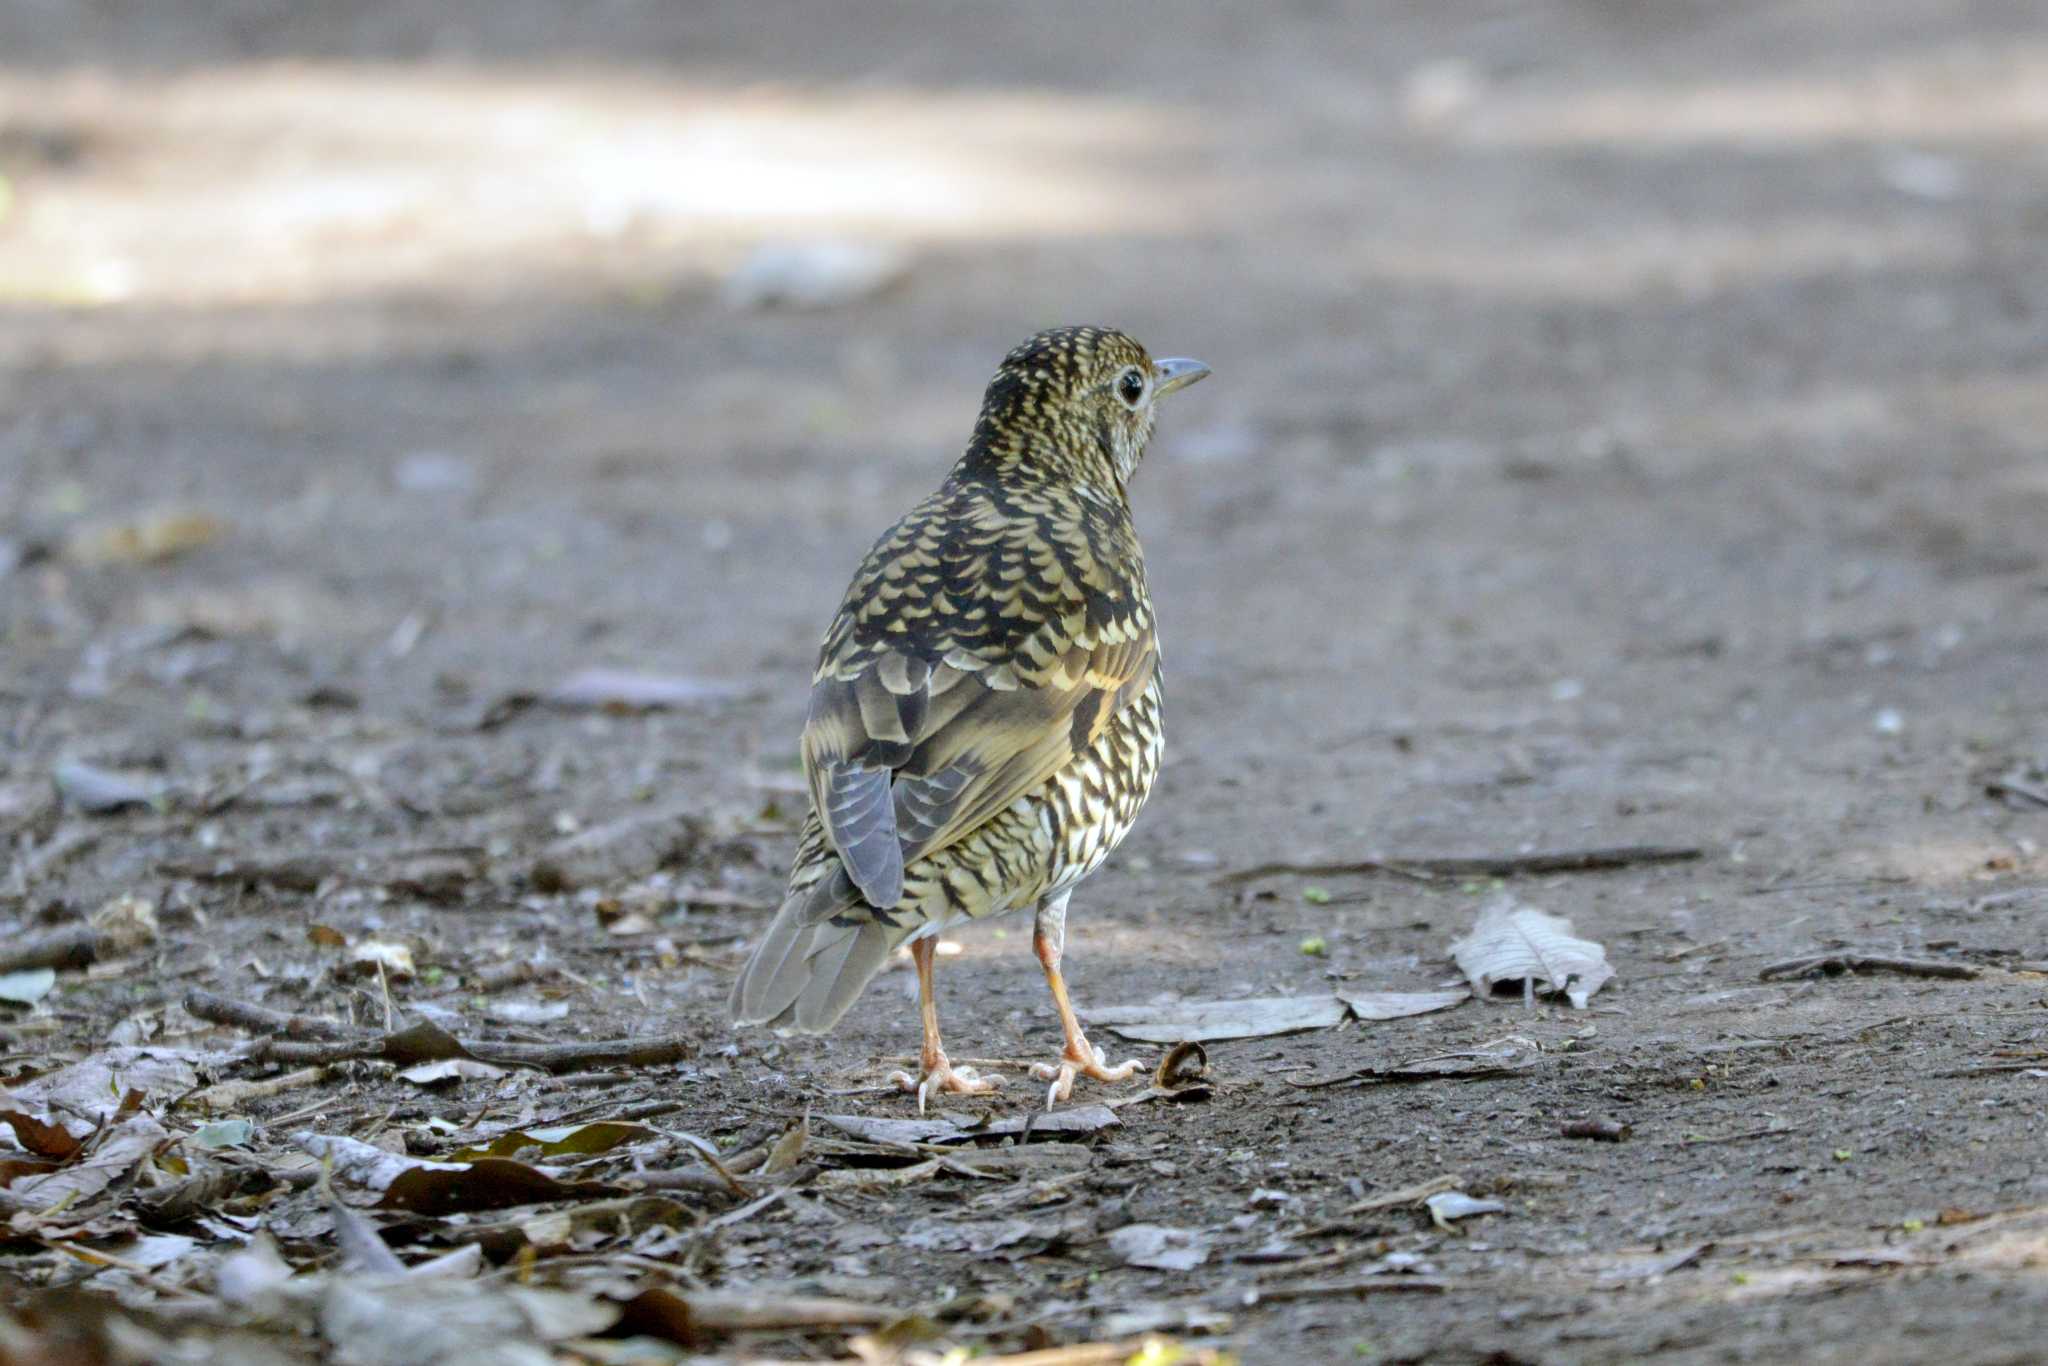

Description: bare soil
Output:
[3,3,2047,1362]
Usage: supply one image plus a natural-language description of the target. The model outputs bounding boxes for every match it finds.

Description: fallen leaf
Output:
[1087,996,1348,1043]
[52,760,165,814]
[0,969,55,1005]
[1426,1191,1507,1230]
[6,1115,166,1215]
[297,1132,615,1215]
[903,1217,1044,1254]
[192,1118,256,1149]
[1109,1223,1213,1271]
[396,1058,508,1088]
[482,999,570,1026]
[448,1122,653,1163]
[1337,988,1471,1021]
[348,941,416,979]
[0,1097,85,1159]
[11,1046,205,1124]
[1448,895,1614,1007]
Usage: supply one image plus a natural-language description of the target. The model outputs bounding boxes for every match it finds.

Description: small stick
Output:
[181,1066,333,1112]
[0,924,104,975]
[1987,775,2048,809]
[1759,954,1978,982]
[1238,1276,1454,1303]
[1217,844,1702,887]
[1561,1118,1632,1142]
[190,990,696,1074]
[183,990,370,1040]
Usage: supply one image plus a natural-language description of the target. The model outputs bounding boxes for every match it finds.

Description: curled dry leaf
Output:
[1155,1041,1209,1090]
[1426,1190,1508,1231]
[1448,895,1614,1008]
[347,941,416,980]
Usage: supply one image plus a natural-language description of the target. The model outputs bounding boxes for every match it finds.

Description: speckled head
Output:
[961,325,1210,493]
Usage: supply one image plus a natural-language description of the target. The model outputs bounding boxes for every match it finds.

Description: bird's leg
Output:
[1028,893,1142,1108]
[886,936,1003,1113]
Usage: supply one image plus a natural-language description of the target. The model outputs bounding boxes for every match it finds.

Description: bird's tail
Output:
[728,870,920,1033]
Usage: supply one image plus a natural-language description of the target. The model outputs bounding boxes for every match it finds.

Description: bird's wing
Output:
[799,483,1155,910]
[803,629,1156,909]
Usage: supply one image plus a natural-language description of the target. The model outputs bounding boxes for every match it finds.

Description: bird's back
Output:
[729,469,1162,1032]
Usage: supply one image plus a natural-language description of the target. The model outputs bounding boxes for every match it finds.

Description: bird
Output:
[729,325,1210,1110]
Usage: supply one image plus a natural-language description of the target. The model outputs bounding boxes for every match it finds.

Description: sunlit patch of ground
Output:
[0,63,1203,306]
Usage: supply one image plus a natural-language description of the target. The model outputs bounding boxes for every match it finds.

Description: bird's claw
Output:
[887,1059,1004,1115]
[1029,1040,1143,1109]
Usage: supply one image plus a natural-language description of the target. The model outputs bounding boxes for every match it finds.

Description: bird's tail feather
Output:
[729,880,920,1033]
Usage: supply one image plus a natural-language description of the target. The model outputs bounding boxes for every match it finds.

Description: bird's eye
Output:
[1116,367,1147,408]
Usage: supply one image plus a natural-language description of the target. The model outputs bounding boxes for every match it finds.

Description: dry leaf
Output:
[1337,988,1471,1021]
[347,941,416,979]
[1109,1223,1212,1270]
[1087,996,1347,1043]
[447,1122,652,1163]
[1426,1190,1507,1230]
[0,969,55,1005]
[1448,895,1614,1007]
[396,1059,508,1087]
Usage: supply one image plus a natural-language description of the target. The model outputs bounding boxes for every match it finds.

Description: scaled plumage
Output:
[730,326,1209,1104]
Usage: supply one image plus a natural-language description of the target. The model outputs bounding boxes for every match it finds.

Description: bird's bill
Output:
[1152,357,1212,396]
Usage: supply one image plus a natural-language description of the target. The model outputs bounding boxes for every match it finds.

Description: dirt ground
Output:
[4,2,2048,1362]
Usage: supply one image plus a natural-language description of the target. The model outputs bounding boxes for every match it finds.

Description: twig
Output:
[183,990,370,1040]
[190,990,696,1073]
[0,924,106,974]
[1987,774,2048,809]
[1217,844,1702,887]
[181,1066,333,1112]
[1561,1118,1632,1142]
[1759,954,1979,982]
[1237,1276,1453,1303]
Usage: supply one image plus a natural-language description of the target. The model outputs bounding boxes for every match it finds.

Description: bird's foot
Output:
[886,1055,1004,1115]
[1030,1038,1143,1109]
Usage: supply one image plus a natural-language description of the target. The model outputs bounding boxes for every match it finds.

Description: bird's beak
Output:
[1152,357,1212,397]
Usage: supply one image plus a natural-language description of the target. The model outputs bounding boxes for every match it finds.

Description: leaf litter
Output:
[1448,894,1615,1007]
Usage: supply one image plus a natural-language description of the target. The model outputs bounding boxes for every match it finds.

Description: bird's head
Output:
[962,325,1210,494]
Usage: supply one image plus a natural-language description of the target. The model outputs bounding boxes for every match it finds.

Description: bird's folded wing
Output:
[803,630,1156,908]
